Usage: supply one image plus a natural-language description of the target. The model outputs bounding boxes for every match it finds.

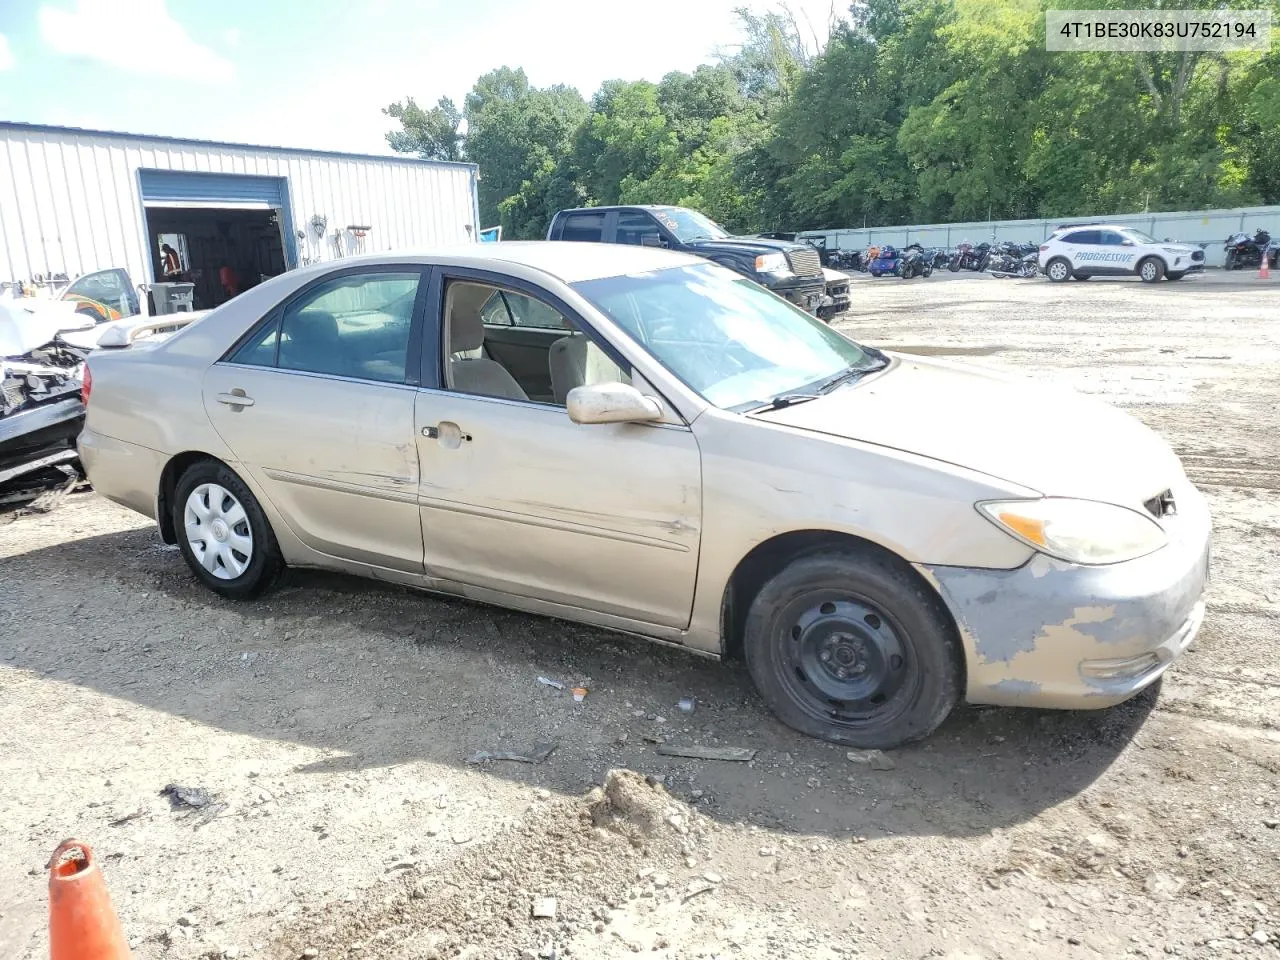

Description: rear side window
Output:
[227,270,421,384]
[558,212,605,242]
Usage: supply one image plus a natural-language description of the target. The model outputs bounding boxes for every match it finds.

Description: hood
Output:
[756,354,1184,506]
[0,299,93,357]
[685,236,808,257]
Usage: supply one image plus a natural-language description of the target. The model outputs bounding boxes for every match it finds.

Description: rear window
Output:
[558,212,605,242]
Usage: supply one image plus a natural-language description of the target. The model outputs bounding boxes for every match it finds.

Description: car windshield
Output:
[1122,228,1159,244]
[573,262,885,411]
[650,208,730,243]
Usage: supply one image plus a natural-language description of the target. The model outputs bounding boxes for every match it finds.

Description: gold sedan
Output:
[79,243,1210,747]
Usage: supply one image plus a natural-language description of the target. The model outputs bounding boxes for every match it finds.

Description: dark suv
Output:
[546,205,827,314]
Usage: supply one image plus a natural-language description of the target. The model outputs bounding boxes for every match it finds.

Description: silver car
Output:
[80,244,1210,747]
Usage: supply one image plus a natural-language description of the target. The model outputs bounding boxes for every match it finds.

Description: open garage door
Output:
[139,170,296,311]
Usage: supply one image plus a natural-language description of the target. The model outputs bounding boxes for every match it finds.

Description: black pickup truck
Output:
[546,205,828,315]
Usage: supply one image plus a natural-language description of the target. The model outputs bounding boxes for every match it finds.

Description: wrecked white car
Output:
[0,300,91,487]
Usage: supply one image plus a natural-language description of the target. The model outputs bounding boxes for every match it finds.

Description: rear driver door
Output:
[203,265,429,572]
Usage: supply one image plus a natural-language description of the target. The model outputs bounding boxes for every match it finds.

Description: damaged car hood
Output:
[755,353,1184,505]
[0,299,93,357]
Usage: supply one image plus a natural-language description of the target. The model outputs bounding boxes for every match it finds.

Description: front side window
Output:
[1099,230,1129,245]
[64,269,136,317]
[574,262,883,411]
[443,280,627,405]
[229,270,419,384]
[616,212,665,247]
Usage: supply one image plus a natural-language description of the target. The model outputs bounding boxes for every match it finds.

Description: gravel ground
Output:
[2,271,1278,960]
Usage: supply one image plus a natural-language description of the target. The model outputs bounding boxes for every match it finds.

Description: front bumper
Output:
[765,275,827,313]
[919,481,1211,709]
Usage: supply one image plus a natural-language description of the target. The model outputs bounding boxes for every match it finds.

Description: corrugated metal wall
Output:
[799,206,1280,268]
[0,123,479,287]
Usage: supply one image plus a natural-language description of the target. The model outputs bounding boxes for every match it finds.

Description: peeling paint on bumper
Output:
[919,482,1211,710]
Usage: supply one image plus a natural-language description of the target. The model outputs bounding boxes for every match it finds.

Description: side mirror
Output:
[1121,240,1134,246]
[566,382,663,425]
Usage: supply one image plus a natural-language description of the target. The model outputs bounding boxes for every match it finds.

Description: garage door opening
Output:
[145,206,288,311]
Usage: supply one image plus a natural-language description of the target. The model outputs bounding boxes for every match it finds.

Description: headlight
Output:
[978,498,1167,565]
[755,252,790,273]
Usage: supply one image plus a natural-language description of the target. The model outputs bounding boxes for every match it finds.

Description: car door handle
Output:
[216,392,255,407]
[422,422,471,445]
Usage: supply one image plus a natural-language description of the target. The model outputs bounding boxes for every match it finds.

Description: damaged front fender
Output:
[918,482,1211,709]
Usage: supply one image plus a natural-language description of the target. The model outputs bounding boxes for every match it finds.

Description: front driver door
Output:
[414,270,702,629]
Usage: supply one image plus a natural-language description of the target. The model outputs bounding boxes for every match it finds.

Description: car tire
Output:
[173,460,284,600]
[1166,271,1186,281]
[1045,257,1072,282]
[1138,257,1165,283]
[743,548,963,749]
[869,269,881,277]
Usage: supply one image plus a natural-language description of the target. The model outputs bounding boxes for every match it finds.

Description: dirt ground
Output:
[2,271,1278,960]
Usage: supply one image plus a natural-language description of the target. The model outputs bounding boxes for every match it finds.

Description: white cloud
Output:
[38,0,233,82]
[0,33,14,72]
[223,27,241,48]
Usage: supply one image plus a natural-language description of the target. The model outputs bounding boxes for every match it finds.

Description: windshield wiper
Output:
[815,352,890,395]
[744,392,821,413]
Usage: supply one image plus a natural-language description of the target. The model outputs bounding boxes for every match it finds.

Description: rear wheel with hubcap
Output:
[1046,258,1072,282]
[743,549,962,749]
[173,461,283,599]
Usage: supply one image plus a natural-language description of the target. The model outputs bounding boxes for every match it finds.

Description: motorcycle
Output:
[988,249,1040,279]
[899,243,934,279]
[827,248,863,271]
[1223,228,1274,270]
[949,240,990,271]
[866,245,904,277]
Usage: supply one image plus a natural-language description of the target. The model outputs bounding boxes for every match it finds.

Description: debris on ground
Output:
[586,769,673,837]
[536,676,564,690]
[677,697,696,713]
[530,897,557,919]
[846,748,896,770]
[160,783,216,809]
[572,687,588,702]
[655,743,756,762]
[465,742,558,764]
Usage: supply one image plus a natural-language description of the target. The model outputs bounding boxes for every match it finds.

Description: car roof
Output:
[555,204,687,215]
[288,241,708,285]
[1053,223,1134,232]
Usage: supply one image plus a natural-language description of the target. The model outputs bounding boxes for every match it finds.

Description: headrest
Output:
[448,284,491,353]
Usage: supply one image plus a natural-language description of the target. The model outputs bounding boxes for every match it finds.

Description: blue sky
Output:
[0,0,842,154]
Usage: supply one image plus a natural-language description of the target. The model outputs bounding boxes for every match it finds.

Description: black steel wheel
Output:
[744,549,962,748]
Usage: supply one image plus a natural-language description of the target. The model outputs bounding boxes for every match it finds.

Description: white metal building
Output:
[0,122,479,310]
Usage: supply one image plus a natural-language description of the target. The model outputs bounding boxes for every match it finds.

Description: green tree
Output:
[383,96,464,162]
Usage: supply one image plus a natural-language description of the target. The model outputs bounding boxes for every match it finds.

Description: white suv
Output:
[1039,224,1205,283]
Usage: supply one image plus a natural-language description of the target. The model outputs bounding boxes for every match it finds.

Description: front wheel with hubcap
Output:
[1045,258,1072,282]
[743,549,962,748]
[173,461,283,599]
[1138,257,1165,283]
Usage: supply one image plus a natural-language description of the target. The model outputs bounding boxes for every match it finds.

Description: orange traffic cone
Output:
[48,840,132,960]
[1260,256,1271,280]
